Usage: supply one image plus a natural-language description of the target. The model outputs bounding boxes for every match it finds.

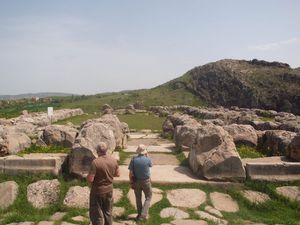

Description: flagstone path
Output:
[2,132,298,225]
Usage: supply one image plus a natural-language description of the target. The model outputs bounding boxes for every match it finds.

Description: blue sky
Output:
[1,0,299,95]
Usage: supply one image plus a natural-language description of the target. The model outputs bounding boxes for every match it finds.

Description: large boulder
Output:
[69,114,128,177]
[27,179,60,208]
[290,135,300,161]
[42,125,78,148]
[0,128,31,156]
[223,124,258,147]
[189,124,246,181]
[174,124,201,149]
[95,114,127,149]
[0,181,19,209]
[162,113,198,137]
[69,122,116,177]
[262,130,297,156]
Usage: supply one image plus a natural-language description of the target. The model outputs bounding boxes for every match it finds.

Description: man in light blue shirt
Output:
[128,144,152,221]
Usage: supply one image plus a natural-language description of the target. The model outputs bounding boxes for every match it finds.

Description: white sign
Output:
[47,107,53,117]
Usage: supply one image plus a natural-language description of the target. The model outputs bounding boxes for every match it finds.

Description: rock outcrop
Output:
[188,124,246,181]
[167,59,300,114]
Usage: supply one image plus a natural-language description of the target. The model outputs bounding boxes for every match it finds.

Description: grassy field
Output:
[0,84,204,119]
[117,113,166,131]
[0,174,299,225]
[54,113,101,126]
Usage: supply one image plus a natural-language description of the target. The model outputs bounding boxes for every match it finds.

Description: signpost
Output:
[48,107,53,124]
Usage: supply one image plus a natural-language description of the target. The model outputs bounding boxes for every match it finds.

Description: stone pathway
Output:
[2,132,299,225]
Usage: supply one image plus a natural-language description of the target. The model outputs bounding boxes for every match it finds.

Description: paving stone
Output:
[124,145,174,153]
[114,188,123,203]
[242,222,267,225]
[27,179,60,208]
[170,219,208,225]
[210,192,239,212]
[0,180,19,210]
[125,153,180,165]
[195,211,228,225]
[127,137,173,146]
[0,181,19,209]
[61,222,78,225]
[241,190,271,204]
[37,221,54,225]
[6,223,34,225]
[160,207,189,219]
[166,189,206,208]
[204,205,223,218]
[114,219,136,225]
[63,186,90,208]
[275,186,300,201]
[49,212,66,221]
[71,216,87,222]
[129,133,160,139]
[127,187,163,208]
[113,207,125,217]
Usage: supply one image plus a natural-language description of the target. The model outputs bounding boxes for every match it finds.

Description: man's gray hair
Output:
[96,142,108,154]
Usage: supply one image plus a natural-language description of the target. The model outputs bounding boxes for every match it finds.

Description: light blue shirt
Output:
[128,155,152,180]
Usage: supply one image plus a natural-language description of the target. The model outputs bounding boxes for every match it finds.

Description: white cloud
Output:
[248,37,300,51]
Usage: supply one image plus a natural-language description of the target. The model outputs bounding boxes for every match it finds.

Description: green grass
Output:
[259,116,275,122]
[0,174,299,225]
[0,83,205,119]
[54,113,101,126]
[174,149,189,167]
[237,145,265,158]
[117,113,166,131]
[17,145,70,156]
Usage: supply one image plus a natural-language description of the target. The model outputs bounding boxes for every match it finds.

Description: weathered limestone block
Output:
[0,181,19,209]
[275,186,300,201]
[43,125,78,148]
[162,113,198,137]
[241,190,270,204]
[0,129,31,156]
[174,124,200,149]
[27,179,60,208]
[223,124,258,147]
[69,122,115,177]
[69,114,128,177]
[210,192,239,212]
[290,134,300,161]
[262,130,297,156]
[63,186,90,208]
[189,124,246,181]
[166,189,206,208]
[94,114,127,149]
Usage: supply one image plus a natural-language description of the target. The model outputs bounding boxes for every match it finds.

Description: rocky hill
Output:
[166,59,300,114]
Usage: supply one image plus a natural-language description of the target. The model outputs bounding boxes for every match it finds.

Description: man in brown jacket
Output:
[86,142,120,225]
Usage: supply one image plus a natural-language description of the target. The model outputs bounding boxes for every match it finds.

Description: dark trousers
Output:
[134,179,152,218]
[89,191,113,225]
